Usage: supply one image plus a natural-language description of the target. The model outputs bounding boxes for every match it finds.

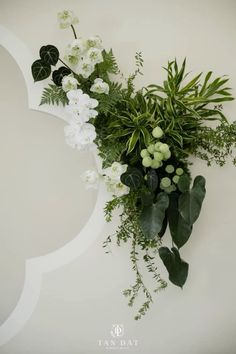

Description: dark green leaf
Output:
[159,247,189,288]
[52,66,71,86]
[31,59,51,82]
[168,192,192,248]
[40,45,59,65]
[120,167,143,190]
[139,192,169,239]
[146,169,158,192]
[178,174,191,193]
[179,175,206,225]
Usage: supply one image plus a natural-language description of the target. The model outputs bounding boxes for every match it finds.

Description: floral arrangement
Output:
[31,10,236,319]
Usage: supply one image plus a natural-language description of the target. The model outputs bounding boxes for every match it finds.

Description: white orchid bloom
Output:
[62,75,79,92]
[57,10,79,29]
[64,122,96,150]
[90,78,109,94]
[103,162,128,182]
[85,35,103,50]
[86,48,103,65]
[76,59,95,78]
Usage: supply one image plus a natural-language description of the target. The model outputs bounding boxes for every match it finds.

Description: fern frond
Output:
[40,84,68,106]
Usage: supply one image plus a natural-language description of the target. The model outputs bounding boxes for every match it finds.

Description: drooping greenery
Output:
[32,15,236,320]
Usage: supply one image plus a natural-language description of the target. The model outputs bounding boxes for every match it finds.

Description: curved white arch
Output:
[0,25,107,346]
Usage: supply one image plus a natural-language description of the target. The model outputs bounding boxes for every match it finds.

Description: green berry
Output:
[140,149,149,158]
[142,156,152,167]
[154,142,163,151]
[152,126,164,139]
[176,168,184,176]
[159,143,169,154]
[147,144,155,154]
[151,160,161,169]
[160,177,171,188]
[154,151,164,161]
[165,164,175,174]
[172,175,180,184]
[165,185,177,194]
[163,150,171,160]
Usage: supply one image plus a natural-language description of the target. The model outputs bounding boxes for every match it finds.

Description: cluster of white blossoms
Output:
[103,162,130,197]
[57,10,79,29]
[64,89,98,150]
[80,162,129,197]
[64,36,104,79]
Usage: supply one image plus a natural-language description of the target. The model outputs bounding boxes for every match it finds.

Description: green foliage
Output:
[168,192,193,249]
[39,45,59,66]
[159,247,189,288]
[179,175,206,225]
[40,84,68,106]
[139,192,169,239]
[31,59,51,82]
[120,167,144,190]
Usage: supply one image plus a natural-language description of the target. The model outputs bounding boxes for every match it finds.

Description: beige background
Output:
[0,0,236,353]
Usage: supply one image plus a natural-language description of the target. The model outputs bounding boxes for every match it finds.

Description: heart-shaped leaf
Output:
[159,247,189,288]
[168,193,192,248]
[31,59,51,82]
[120,167,143,190]
[40,45,59,66]
[139,192,169,238]
[146,169,158,192]
[179,175,206,225]
[178,174,191,193]
[52,67,72,86]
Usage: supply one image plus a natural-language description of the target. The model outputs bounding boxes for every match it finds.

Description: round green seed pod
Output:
[159,143,169,154]
[172,175,180,184]
[165,184,177,194]
[142,156,152,167]
[176,167,184,176]
[163,150,171,160]
[154,151,164,161]
[160,177,171,188]
[154,142,163,151]
[147,144,155,154]
[152,126,164,139]
[165,164,175,173]
[151,160,161,169]
[140,149,149,158]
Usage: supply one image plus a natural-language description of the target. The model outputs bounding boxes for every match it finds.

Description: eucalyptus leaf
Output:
[139,192,169,239]
[40,45,59,65]
[179,175,206,225]
[31,59,51,82]
[159,246,189,288]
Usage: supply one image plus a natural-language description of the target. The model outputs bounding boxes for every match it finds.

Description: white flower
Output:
[81,170,99,189]
[76,59,95,78]
[79,123,96,145]
[66,89,98,108]
[90,78,109,94]
[57,10,79,29]
[86,48,103,65]
[85,36,103,50]
[104,177,129,197]
[62,75,79,92]
[64,38,85,66]
[64,122,96,150]
[104,162,128,181]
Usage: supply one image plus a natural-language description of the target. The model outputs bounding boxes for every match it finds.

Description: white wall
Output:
[0,1,236,353]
